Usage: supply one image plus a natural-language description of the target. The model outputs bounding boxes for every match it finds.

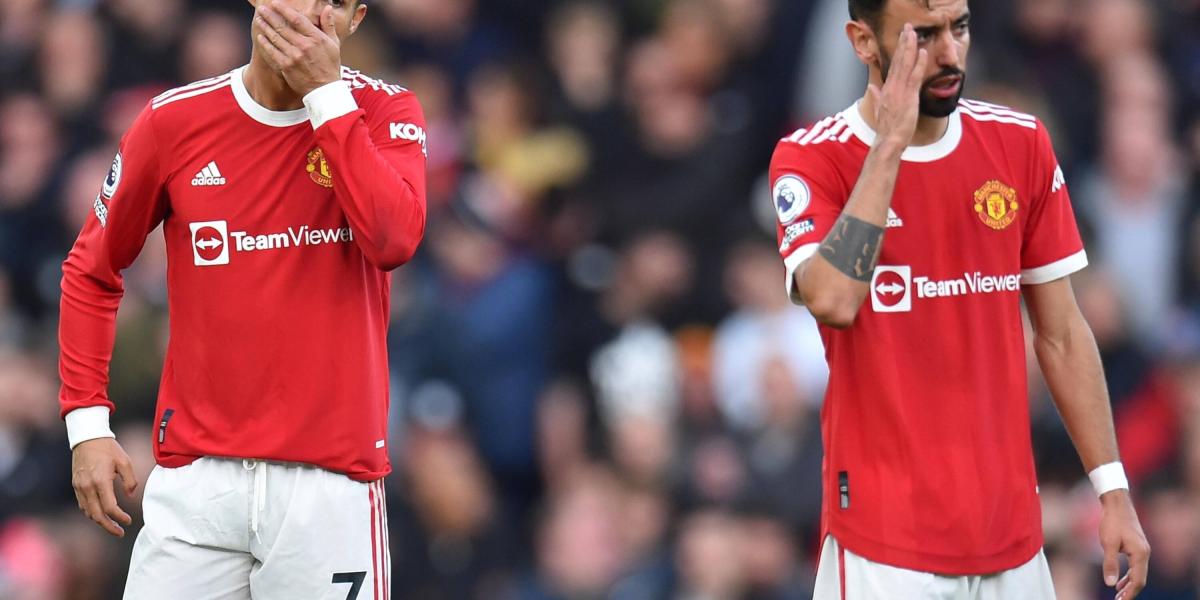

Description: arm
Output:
[60,105,166,537]
[795,25,926,328]
[1024,279,1150,600]
[307,87,427,271]
[796,143,903,327]
[256,3,427,271]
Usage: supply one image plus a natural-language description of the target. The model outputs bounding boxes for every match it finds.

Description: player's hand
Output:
[253,0,342,97]
[1099,489,1150,600]
[867,23,928,150]
[72,437,138,537]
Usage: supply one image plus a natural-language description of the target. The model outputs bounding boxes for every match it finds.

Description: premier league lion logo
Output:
[777,186,796,216]
[773,175,809,224]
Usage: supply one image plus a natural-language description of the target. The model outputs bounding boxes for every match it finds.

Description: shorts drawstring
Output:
[243,459,267,541]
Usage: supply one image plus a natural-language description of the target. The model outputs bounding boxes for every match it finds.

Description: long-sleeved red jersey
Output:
[59,65,427,481]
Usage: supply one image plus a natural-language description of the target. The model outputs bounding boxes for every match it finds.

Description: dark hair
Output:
[848,0,887,30]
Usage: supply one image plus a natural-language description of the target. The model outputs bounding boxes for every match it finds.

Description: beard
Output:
[879,54,965,118]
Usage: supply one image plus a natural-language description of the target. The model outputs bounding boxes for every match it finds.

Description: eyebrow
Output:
[913,11,971,36]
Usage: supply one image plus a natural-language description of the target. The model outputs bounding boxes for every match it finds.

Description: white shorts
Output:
[813,535,1056,600]
[124,457,390,600]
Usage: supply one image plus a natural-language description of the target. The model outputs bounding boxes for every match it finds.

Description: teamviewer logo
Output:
[871,266,912,313]
[190,221,229,266]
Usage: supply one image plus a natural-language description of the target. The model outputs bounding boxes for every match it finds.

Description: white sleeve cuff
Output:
[304,80,358,130]
[784,244,819,305]
[1022,249,1088,285]
[65,406,116,450]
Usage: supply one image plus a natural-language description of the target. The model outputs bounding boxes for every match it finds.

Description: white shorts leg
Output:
[124,459,254,600]
[978,548,1055,600]
[813,536,1055,600]
[246,462,388,600]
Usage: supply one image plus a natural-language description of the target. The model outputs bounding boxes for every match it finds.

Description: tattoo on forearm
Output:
[818,214,885,282]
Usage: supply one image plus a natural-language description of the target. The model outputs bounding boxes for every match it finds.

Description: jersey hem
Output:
[1022,249,1088,285]
[828,522,1044,576]
[156,452,390,482]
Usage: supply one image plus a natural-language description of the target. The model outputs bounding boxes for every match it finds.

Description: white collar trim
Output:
[840,101,962,163]
[231,65,309,127]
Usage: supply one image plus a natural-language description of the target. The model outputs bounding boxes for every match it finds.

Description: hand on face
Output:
[252,0,343,97]
[868,23,928,149]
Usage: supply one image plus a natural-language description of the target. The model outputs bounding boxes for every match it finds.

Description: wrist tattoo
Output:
[818,214,885,282]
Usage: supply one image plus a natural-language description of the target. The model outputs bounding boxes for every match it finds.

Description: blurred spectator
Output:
[1077,54,1189,350]
[712,241,826,430]
[1136,477,1200,599]
[672,510,747,599]
[514,466,631,599]
[177,12,249,83]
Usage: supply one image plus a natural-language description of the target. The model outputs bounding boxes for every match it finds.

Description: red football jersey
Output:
[771,100,1086,574]
[59,66,428,481]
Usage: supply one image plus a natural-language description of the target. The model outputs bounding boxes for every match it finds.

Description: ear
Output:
[349,2,368,35]
[845,20,879,70]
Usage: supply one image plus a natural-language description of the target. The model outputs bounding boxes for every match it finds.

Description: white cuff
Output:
[65,406,116,450]
[303,80,357,130]
[1088,462,1129,497]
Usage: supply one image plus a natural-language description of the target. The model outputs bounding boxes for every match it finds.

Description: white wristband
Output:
[1088,462,1129,497]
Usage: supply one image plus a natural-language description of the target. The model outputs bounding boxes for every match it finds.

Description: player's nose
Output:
[931,30,961,68]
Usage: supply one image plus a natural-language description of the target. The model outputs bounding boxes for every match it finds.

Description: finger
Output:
[1127,544,1150,592]
[96,470,132,527]
[116,456,139,497]
[895,25,917,82]
[256,32,291,70]
[80,480,124,536]
[887,25,912,83]
[257,8,307,48]
[274,0,322,37]
[909,48,929,91]
[320,6,337,39]
[1116,573,1130,592]
[1101,543,1119,587]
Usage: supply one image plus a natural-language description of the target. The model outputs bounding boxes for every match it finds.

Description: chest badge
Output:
[973,180,1019,230]
[306,148,334,188]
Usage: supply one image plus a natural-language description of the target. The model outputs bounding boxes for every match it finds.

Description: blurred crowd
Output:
[1,0,1198,598]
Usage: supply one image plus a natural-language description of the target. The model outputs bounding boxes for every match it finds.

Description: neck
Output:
[243,51,304,111]
[859,84,950,147]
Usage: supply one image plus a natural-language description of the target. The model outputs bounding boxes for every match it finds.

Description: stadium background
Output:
[1,0,1198,597]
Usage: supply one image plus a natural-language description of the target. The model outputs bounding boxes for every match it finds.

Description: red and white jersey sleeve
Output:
[306,71,427,270]
[1019,121,1087,284]
[770,116,856,303]
[59,105,169,446]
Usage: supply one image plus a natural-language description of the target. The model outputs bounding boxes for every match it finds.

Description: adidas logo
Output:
[887,208,905,229]
[191,161,227,187]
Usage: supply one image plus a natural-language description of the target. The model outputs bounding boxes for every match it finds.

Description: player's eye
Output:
[329,0,345,7]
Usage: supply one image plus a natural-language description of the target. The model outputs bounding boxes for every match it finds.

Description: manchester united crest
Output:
[306,148,334,188]
[973,180,1019,230]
